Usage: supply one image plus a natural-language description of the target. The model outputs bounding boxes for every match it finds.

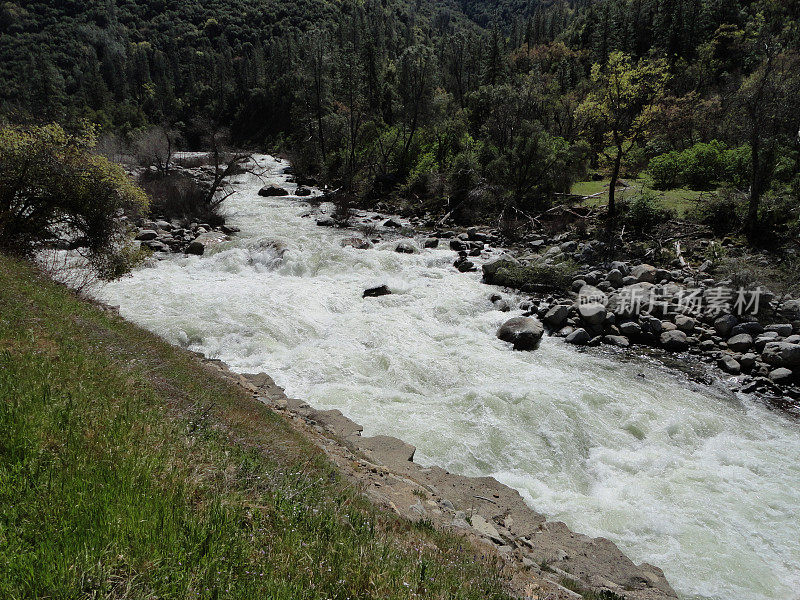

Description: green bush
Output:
[649,140,745,191]
[680,140,726,189]
[622,191,671,232]
[649,151,682,189]
[722,145,752,188]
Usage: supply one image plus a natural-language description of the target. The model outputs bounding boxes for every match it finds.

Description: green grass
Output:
[0,255,511,600]
[570,177,714,217]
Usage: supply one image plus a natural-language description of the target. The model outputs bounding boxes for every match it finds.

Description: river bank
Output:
[107,155,800,600]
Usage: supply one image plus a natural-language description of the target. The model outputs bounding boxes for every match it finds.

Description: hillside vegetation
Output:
[0,254,511,599]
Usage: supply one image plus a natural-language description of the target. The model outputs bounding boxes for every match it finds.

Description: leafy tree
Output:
[576,51,669,218]
[0,123,148,279]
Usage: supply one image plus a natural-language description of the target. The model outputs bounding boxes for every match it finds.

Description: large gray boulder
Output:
[579,302,607,327]
[497,317,544,351]
[631,263,656,283]
[543,305,569,329]
[660,330,689,351]
[482,254,519,281]
[714,314,738,338]
[779,299,800,322]
[762,342,800,367]
[565,328,591,345]
[726,333,753,353]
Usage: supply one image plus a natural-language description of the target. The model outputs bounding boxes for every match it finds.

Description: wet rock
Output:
[740,353,758,370]
[762,342,800,367]
[660,330,689,351]
[718,355,741,374]
[185,240,205,255]
[294,186,312,196]
[456,259,476,272]
[497,317,545,351]
[731,321,764,337]
[769,367,793,383]
[604,335,630,348]
[258,184,289,197]
[565,328,591,345]
[544,305,569,329]
[341,237,373,250]
[395,241,416,254]
[765,323,793,337]
[316,216,336,227]
[779,299,800,322]
[423,238,439,248]
[363,285,391,298]
[383,218,402,228]
[579,303,607,328]
[727,334,753,353]
[619,321,642,337]
[674,315,696,332]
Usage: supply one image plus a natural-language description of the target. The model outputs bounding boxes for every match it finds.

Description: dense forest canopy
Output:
[1,0,798,238]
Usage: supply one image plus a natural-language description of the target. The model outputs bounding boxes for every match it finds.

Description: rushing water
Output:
[96,156,800,600]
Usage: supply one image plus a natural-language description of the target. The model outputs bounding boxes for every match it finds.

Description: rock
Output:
[565,328,591,345]
[631,263,656,283]
[607,269,624,287]
[135,229,158,241]
[740,353,758,370]
[660,330,689,351]
[456,260,476,272]
[185,241,205,255]
[714,314,738,338]
[543,305,569,329]
[155,219,173,231]
[220,224,241,234]
[449,239,466,251]
[730,321,764,337]
[768,367,793,383]
[762,342,800,367]
[423,238,439,248]
[718,355,741,374]
[294,186,312,196]
[363,285,391,298]
[258,184,289,197]
[754,333,780,351]
[619,321,642,337]
[470,515,504,545]
[395,241,416,254]
[497,317,545,351]
[383,218,402,228]
[341,237,373,250]
[610,260,630,275]
[765,323,793,337]
[579,302,607,328]
[142,240,168,252]
[779,299,800,321]
[604,335,630,348]
[674,315,696,333]
[727,334,753,353]
[482,255,518,281]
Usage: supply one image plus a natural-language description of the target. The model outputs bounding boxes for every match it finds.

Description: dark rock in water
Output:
[455,259,476,272]
[565,328,591,345]
[341,237,373,250]
[383,218,402,228]
[604,335,630,348]
[295,186,312,197]
[221,225,241,234]
[395,241,416,254]
[316,216,336,227]
[497,317,544,351]
[363,285,391,298]
[660,330,689,351]
[185,241,205,255]
[543,305,569,329]
[423,238,439,248]
[769,367,793,383]
[259,184,289,197]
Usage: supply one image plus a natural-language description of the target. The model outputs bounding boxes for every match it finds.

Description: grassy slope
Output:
[571,178,714,217]
[0,255,511,600]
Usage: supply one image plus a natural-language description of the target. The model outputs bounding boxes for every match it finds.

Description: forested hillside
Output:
[2,0,798,241]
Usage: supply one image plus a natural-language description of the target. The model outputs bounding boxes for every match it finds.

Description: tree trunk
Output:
[746,134,760,240]
[608,145,622,219]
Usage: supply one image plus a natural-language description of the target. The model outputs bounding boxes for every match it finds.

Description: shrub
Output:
[649,151,682,189]
[622,191,672,233]
[140,173,225,227]
[0,123,148,279]
[689,188,745,236]
[722,145,752,188]
[680,140,726,189]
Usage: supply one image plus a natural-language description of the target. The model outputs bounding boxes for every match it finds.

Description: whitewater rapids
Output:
[95,156,800,600]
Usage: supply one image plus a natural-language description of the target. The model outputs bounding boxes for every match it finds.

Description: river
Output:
[95,155,800,600]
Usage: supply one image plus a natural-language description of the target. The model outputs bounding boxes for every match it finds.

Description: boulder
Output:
[341,237,373,250]
[714,314,738,338]
[604,335,630,348]
[762,342,800,367]
[631,263,656,283]
[727,334,753,353]
[740,353,758,370]
[543,305,569,329]
[619,321,642,337]
[294,186,312,197]
[565,328,591,346]
[607,269,624,287]
[258,184,289,197]
[363,285,391,298]
[768,367,793,383]
[185,241,205,255]
[497,317,545,351]
[765,323,793,337]
[730,321,764,337]
[423,238,439,248]
[456,259,476,272]
[660,330,689,351]
[395,241,416,254]
[674,315,696,332]
[779,299,800,322]
[383,218,402,228]
[718,355,741,374]
[579,302,607,327]
[316,216,336,227]
[136,229,158,241]
[482,255,519,281]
